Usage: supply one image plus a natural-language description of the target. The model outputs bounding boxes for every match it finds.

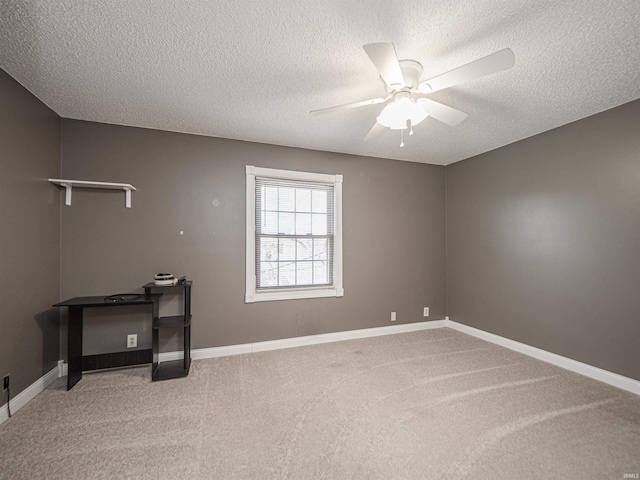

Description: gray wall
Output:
[446,99,640,381]
[0,69,61,398]
[60,120,446,354]
[7,70,637,388]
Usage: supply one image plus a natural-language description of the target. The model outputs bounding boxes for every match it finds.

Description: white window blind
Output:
[255,177,334,289]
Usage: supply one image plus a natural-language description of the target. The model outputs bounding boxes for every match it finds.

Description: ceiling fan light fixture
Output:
[377,109,407,129]
[377,96,428,130]
[408,101,428,125]
[376,100,405,129]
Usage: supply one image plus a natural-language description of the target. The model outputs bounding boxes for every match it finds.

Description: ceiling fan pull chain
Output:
[400,129,404,147]
[409,120,414,136]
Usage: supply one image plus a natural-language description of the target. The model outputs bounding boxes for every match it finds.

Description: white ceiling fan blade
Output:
[311,96,389,115]
[419,48,515,93]
[414,96,468,126]
[363,42,406,90]
[364,121,386,141]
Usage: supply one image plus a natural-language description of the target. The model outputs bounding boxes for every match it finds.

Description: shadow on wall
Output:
[34,309,60,376]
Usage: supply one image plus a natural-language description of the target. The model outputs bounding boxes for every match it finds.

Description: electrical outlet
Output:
[3,374,9,391]
[423,307,430,317]
[391,312,397,322]
[127,334,137,348]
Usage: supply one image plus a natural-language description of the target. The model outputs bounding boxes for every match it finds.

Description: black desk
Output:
[53,294,162,390]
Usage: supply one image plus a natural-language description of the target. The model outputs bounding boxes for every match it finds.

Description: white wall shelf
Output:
[48,179,136,208]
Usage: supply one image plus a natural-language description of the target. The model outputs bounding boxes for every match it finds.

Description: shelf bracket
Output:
[61,182,73,206]
[125,188,132,208]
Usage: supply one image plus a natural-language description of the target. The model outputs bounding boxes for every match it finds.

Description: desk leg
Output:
[184,323,190,370]
[67,306,83,390]
[184,285,191,370]
[152,299,159,379]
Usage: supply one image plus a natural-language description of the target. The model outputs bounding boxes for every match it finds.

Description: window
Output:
[246,166,343,303]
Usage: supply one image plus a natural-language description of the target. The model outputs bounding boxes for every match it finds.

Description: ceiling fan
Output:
[311,42,515,147]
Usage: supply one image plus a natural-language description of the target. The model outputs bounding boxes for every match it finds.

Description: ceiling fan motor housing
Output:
[397,59,423,90]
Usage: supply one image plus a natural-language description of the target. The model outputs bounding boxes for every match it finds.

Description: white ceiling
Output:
[1,1,639,165]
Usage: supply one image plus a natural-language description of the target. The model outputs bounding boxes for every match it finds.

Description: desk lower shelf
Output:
[153,358,191,381]
[83,349,153,371]
[153,314,192,329]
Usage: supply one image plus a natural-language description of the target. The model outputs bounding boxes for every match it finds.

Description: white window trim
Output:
[245,165,344,303]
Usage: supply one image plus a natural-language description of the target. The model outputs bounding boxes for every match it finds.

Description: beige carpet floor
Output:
[1,328,639,479]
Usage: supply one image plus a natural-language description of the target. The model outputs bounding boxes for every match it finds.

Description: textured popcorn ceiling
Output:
[1,1,639,165]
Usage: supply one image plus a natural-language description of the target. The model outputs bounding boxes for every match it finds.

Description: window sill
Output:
[245,287,344,303]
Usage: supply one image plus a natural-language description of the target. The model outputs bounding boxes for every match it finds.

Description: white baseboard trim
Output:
[252,320,447,353]
[157,350,184,362]
[445,320,640,396]
[0,360,63,425]
[189,343,252,360]
[159,320,448,362]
